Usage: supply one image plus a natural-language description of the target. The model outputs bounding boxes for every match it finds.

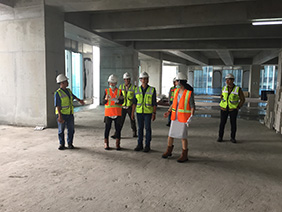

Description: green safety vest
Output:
[55,88,73,115]
[169,86,176,101]
[219,85,240,109]
[119,84,136,107]
[135,86,155,114]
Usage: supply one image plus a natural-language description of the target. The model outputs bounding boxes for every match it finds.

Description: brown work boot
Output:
[177,149,188,163]
[104,138,110,150]
[116,139,121,150]
[162,145,174,158]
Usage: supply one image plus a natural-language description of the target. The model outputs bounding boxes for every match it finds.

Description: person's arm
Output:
[238,88,245,109]
[117,92,124,105]
[103,91,108,105]
[152,89,157,121]
[72,94,85,105]
[131,93,137,120]
[54,92,64,123]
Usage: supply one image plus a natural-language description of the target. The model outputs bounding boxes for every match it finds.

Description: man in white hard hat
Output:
[103,74,124,150]
[131,72,157,152]
[54,74,85,150]
[167,77,177,126]
[111,72,137,139]
[218,73,245,143]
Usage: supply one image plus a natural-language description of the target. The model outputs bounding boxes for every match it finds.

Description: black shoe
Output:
[166,123,170,127]
[111,135,116,139]
[134,145,143,151]
[58,145,65,150]
[230,138,237,143]
[143,146,151,152]
[68,144,75,149]
[217,137,223,142]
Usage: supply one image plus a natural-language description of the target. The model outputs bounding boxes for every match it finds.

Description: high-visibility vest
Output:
[219,85,240,109]
[105,88,122,116]
[55,88,73,115]
[135,86,155,114]
[169,86,176,101]
[171,88,192,123]
[119,83,136,107]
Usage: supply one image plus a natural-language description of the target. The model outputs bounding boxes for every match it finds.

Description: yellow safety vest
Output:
[135,86,155,114]
[219,85,240,109]
[55,88,73,115]
[119,84,136,107]
[169,86,176,101]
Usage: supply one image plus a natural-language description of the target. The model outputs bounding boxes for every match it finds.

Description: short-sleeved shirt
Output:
[54,88,77,107]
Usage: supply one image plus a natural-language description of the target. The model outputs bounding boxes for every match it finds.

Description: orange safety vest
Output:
[104,88,122,116]
[171,89,192,123]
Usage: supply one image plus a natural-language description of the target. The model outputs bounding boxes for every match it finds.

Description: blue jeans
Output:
[57,114,75,146]
[136,113,152,147]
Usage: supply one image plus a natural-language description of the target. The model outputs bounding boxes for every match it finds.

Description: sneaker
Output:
[111,135,116,139]
[143,146,151,152]
[230,138,237,143]
[134,145,143,151]
[58,145,65,150]
[68,144,75,149]
[217,137,223,142]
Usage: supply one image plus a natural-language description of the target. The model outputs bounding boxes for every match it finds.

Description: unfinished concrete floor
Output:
[0,98,282,212]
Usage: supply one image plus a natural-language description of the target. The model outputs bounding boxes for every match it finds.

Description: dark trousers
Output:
[219,109,238,139]
[104,116,122,139]
[57,114,75,146]
[119,107,137,134]
[167,101,173,125]
[137,113,152,147]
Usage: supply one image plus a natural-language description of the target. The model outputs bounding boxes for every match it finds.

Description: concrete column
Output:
[277,50,282,90]
[0,1,64,127]
[248,65,261,98]
[140,58,162,95]
[187,66,194,86]
[100,47,139,104]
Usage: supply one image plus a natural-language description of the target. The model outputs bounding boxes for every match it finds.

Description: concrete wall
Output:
[100,47,139,104]
[0,1,64,127]
[140,59,162,94]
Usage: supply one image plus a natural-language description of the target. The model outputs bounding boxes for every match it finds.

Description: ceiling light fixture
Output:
[252,21,282,26]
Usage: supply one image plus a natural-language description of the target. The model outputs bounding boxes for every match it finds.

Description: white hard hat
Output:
[176,72,187,80]
[123,72,131,79]
[108,74,118,83]
[139,72,149,79]
[225,73,235,79]
[173,77,176,82]
[56,74,68,83]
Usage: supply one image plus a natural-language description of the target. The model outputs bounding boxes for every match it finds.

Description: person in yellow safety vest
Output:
[131,72,157,152]
[166,77,177,126]
[162,72,195,162]
[217,73,245,143]
[54,74,85,150]
[103,74,124,150]
[111,72,137,139]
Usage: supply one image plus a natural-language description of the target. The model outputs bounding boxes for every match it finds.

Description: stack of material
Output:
[264,94,275,129]
[273,88,282,133]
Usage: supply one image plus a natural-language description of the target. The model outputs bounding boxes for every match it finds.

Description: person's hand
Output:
[186,115,193,127]
[131,112,135,121]
[105,95,110,101]
[58,115,65,123]
[164,111,170,118]
[152,113,156,121]
[79,100,85,105]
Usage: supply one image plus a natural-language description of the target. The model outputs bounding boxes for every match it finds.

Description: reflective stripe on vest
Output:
[105,88,122,116]
[135,86,155,114]
[170,87,176,101]
[55,88,73,115]
[219,85,240,109]
[171,89,192,123]
[119,84,135,107]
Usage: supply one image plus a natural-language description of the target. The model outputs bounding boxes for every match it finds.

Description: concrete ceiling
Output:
[47,0,282,66]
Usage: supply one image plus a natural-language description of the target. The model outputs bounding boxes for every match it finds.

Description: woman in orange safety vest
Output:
[103,74,124,150]
[162,72,195,162]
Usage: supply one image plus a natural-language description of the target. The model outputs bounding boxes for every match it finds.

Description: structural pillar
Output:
[248,65,261,98]
[187,66,194,87]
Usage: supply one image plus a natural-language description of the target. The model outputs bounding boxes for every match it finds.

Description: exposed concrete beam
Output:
[90,0,282,32]
[134,39,282,51]
[167,50,208,66]
[217,50,234,65]
[47,0,254,12]
[209,58,253,66]
[110,24,282,41]
[0,0,14,7]
[252,49,280,65]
